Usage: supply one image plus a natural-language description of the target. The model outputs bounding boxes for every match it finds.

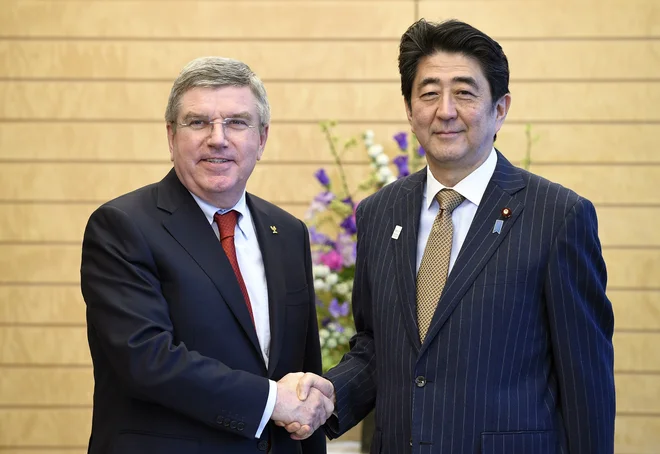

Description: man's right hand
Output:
[271,373,334,440]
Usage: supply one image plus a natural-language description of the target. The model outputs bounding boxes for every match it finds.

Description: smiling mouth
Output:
[204,158,231,163]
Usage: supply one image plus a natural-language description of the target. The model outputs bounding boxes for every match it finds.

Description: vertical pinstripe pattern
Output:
[324,152,615,454]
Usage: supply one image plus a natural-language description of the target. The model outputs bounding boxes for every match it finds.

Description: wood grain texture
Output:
[0,1,414,39]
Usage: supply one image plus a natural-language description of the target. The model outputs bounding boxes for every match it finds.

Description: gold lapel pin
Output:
[270,225,278,234]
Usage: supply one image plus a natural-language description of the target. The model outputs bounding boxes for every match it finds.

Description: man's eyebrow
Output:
[452,76,480,90]
[416,76,480,91]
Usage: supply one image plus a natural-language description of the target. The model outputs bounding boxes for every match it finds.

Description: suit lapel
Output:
[392,169,426,352]
[420,153,526,353]
[247,194,287,377]
[157,169,262,357]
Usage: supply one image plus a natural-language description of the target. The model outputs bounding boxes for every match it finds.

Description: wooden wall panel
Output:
[0,408,91,446]
[0,40,401,81]
[0,327,90,365]
[614,332,660,372]
[3,39,659,81]
[1,0,658,452]
[0,1,414,39]
[3,123,660,164]
[0,286,85,324]
[0,369,92,405]
[614,416,660,454]
[3,81,660,122]
[611,290,660,330]
[419,0,660,38]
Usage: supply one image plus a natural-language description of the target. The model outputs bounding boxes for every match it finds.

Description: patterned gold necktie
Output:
[416,188,465,342]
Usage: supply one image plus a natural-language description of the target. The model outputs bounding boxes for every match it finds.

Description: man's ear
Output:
[494,93,512,133]
[166,123,175,162]
[256,124,269,161]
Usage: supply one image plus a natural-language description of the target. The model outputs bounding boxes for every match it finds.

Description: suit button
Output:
[257,440,269,451]
[215,416,224,425]
[410,438,413,447]
[230,421,237,429]
[224,419,230,427]
[415,376,426,387]
[237,422,245,431]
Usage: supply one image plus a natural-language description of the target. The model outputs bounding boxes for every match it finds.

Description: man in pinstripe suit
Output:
[289,18,615,453]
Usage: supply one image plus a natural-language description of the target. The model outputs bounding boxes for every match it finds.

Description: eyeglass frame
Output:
[174,117,258,136]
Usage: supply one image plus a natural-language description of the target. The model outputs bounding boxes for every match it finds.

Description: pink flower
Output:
[320,250,343,271]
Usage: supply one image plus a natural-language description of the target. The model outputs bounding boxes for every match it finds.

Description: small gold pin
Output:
[270,225,278,234]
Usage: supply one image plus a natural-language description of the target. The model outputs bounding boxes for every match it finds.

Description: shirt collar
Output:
[424,147,497,209]
[189,191,252,239]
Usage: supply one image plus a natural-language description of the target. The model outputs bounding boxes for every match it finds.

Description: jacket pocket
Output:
[111,431,199,454]
[481,430,556,454]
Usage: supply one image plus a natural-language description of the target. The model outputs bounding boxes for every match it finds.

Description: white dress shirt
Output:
[416,148,498,274]
[190,191,277,438]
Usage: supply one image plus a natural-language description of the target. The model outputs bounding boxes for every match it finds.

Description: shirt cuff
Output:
[255,379,277,438]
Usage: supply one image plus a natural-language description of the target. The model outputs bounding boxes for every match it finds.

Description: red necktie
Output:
[214,210,255,326]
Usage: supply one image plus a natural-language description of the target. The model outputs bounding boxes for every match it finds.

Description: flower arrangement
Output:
[306,121,425,371]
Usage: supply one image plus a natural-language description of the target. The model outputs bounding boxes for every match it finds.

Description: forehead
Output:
[413,51,487,86]
[178,86,258,117]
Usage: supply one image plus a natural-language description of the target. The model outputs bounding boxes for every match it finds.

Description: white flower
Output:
[326,338,338,349]
[325,273,339,286]
[367,144,384,158]
[375,153,389,166]
[319,328,330,341]
[363,130,375,147]
[385,175,397,185]
[314,279,328,291]
[334,282,350,297]
[313,264,330,278]
[378,167,392,180]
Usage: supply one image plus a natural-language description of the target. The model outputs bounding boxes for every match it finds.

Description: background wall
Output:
[0,0,659,452]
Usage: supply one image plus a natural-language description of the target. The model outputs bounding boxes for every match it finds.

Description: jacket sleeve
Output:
[544,197,615,453]
[324,200,378,438]
[81,204,270,438]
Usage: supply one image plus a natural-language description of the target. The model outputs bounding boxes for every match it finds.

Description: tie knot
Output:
[214,210,238,241]
[436,189,465,214]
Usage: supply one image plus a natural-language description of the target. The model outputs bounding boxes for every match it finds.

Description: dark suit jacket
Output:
[325,153,615,454]
[81,169,326,454]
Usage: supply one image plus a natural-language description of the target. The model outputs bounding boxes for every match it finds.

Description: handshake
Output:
[270,372,335,440]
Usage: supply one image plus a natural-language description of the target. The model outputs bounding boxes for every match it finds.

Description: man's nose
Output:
[436,94,458,120]
[207,121,228,146]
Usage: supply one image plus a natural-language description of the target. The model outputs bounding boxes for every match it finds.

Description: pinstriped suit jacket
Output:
[324,152,615,454]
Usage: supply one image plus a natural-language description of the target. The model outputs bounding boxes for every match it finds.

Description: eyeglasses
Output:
[176,117,256,136]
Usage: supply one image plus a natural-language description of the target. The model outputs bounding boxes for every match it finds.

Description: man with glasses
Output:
[80,57,331,454]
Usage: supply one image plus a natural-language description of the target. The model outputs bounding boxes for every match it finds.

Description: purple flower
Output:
[393,155,410,178]
[309,226,330,245]
[314,191,335,205]
[314,168,331,187]
[329,299,350,318]
[342,196,354,209]
[321,316,332,327]
[337,232,357,267]
[340,215,357,235]
[417,145,425,157]
[393,132,408,151]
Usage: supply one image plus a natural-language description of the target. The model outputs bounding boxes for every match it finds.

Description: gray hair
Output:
[165,56,270,132]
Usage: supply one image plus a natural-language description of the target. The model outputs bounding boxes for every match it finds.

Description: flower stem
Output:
[322,122,352,199]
